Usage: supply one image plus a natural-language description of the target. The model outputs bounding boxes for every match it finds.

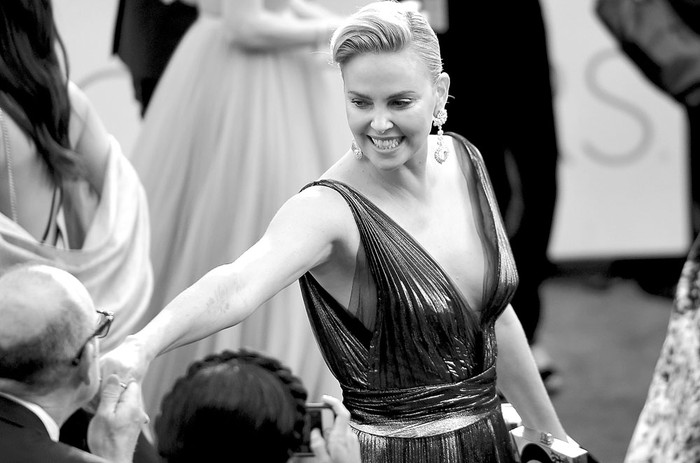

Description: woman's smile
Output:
[369,136,403,150]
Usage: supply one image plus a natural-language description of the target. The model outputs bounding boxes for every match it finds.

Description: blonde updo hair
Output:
[330,0,443,84]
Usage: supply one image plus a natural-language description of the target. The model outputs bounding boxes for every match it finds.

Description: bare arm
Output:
[222,0,342,50]
[289,0,339,19]
[495,305,568,441]
[101,188,345,383]
[67,81,110,195]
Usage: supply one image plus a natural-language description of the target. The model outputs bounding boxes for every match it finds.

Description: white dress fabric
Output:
[131,0,348,417]
[0,136,153,351]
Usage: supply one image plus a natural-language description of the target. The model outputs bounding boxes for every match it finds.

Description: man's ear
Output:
[76,340,97,386]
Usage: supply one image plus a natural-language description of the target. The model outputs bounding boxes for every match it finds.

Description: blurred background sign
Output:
[542,0,690,261]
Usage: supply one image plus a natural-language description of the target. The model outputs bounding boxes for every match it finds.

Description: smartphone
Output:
[292,402,336,457]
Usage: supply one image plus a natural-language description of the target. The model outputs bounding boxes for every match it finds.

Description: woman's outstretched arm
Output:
[100,187,347,383]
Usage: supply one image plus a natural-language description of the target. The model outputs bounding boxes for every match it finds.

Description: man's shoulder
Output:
[0,422,104,463]
[0,402,105,463]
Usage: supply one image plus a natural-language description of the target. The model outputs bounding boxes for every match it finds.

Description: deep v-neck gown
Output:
[299,134,520,463]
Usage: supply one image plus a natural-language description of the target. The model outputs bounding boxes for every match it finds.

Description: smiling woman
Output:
[341,46,445,170]
[101,2,575,462]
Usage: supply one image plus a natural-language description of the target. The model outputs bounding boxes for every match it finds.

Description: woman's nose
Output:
[370,115,393,133]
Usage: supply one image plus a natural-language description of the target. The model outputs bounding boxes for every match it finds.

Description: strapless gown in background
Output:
[130,0,349,419]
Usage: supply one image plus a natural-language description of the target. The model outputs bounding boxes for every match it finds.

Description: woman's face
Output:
[341,48,441,170]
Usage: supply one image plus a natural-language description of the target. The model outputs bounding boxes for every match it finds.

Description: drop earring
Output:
[351,138,363,160]
[432,109,448,164]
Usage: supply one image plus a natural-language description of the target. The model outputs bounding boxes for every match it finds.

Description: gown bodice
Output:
[299,133,519,395]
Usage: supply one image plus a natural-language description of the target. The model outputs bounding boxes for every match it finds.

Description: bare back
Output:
[0,111,60,243]
[0,83,110,247]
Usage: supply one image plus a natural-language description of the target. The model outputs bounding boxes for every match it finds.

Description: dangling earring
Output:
[432,108,448,164]
[351,138,363,160]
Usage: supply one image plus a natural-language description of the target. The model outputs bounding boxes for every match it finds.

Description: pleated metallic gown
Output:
[299,134,521,463]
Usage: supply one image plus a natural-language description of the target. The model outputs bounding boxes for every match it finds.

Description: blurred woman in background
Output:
[0,0,152,350]
[130,0,349,418]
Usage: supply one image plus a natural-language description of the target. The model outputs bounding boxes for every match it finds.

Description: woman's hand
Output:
[100,335,151,387]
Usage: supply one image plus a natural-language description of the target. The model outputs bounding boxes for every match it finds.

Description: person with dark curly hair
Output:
[155,349,360,463]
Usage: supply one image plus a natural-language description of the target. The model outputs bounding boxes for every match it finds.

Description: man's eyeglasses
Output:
[71,309,114,366]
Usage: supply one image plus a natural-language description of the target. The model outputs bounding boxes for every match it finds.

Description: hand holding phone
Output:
[308,395,361,463]
[290,395,361,463]
[294,402,336,457]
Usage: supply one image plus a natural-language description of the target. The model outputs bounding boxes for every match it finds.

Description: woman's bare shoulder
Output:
[282,182,354,226]
[257,183,359,273]
[265,182,355,243]
[272,153,361,241]
[67,81,90,122]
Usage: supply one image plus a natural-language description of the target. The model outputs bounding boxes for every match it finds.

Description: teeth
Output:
[370,137,400,150]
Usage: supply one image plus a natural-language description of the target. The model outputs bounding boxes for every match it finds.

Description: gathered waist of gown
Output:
[343,366,500,438]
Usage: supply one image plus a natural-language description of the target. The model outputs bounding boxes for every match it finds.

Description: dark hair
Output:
[0,0,84,183]
[156,349,308,463]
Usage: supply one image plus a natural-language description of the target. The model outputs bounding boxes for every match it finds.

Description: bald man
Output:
[0,264,147,463]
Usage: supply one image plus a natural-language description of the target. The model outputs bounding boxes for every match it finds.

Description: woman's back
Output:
[0,112,58,243]
[0,83,110,248]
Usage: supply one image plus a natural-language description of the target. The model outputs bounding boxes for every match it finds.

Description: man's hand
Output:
[87,374,149,463]
[309,395,361,463]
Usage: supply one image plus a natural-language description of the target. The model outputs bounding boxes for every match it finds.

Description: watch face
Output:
[520,443,555,463]
[511,427,589,463]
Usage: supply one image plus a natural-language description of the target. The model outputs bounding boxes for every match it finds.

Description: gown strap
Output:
[40,185,64,246]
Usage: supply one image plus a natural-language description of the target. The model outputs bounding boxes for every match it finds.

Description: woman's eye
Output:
[351,99,370,108]
[391,99,412,108]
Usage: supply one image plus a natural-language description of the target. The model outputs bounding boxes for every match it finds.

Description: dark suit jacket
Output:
[0,395,104,463]
[112,0,198,80]
[61,407,161,463]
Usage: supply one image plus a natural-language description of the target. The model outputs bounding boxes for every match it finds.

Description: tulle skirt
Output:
[130,15,349,418]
